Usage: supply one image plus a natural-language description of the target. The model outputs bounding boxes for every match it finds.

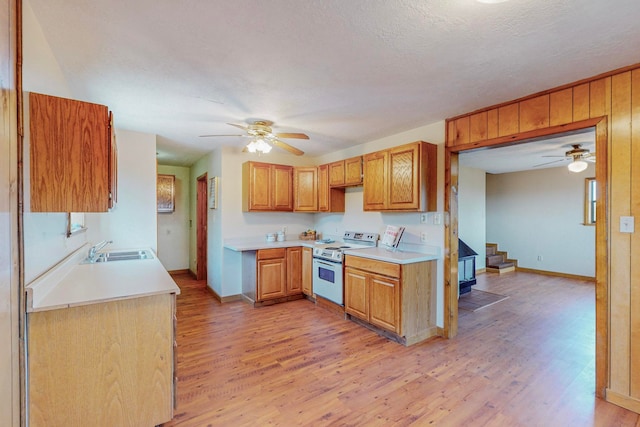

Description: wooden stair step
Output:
[487,255,505,265]
[490,262,515,269]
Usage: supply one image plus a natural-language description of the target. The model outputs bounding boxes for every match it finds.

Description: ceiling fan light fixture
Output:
[246,137,272,154]
[568,159,588,173]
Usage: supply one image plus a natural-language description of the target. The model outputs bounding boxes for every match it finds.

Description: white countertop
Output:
[344,247,439,264]
[224,238,316,251]
[26,245,180,312]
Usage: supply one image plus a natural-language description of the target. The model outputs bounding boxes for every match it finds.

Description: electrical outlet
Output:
[537,255,543,261]
[434,213,442,225]
[420,214,427,224]
[421,232,427,242]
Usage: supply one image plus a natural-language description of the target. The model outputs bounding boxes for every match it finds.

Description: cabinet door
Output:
[30,92,110,212]
[363,151,388,211]
[344,267,368,321]
[318,164,345,213]
[344,156,363,185]
[302,247,313,296]
[272,164,293,211]
[287,247,303,295]
[388,142,420,210]
[318,164,329,212]
[244,162,273,211]
[293,167,318,212]
[328,161,345,187]
[369,273,400,334]
[257,257,287,301]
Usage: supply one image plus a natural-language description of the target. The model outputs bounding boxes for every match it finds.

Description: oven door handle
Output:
[314,259,340,268]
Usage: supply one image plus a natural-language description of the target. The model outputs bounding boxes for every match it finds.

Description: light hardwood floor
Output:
[164,271,640,426]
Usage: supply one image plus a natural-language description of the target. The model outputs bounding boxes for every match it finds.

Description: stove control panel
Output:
[343,231,379,244]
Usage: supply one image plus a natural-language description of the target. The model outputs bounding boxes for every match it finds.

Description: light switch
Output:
[620,216,635,233]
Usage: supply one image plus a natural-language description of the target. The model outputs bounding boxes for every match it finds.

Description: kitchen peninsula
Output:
[25,245,180,427]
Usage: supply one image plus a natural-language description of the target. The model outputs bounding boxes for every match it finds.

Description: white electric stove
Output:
[312,231,378,305]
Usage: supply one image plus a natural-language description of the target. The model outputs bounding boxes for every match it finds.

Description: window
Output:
[584,177,596,225]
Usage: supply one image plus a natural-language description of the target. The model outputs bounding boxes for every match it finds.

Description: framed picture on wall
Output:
[157,174,175,213]
[209,176,218,209]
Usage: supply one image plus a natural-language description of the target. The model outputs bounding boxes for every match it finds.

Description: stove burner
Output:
[325,247,341,251]
[339,246,351,249]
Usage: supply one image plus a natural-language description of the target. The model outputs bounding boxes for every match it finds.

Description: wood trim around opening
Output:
[444,116,609,399]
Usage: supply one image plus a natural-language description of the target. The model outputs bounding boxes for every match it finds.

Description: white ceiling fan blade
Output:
[275,132,309,140]
[272,139,304,156]
[533,158,567,168]
[227,123,249,131]
[199,134,244,137]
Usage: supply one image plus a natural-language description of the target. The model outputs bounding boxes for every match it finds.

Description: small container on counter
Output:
[277,231,285,242]
[266,233,276,242]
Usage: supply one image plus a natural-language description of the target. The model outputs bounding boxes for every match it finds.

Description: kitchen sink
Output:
[84,249,154,263]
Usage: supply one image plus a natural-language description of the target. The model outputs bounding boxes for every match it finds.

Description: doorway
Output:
[445,117,608,396]
[196,173,208,281]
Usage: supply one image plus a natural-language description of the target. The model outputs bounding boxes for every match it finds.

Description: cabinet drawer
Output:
[345,256,400,278]
[257,248,286,260]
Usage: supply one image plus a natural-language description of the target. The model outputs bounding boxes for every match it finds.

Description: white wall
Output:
[86,130,158,252]
[157,165,191,271]
[458,166,486,270]
[191,147,316,297]
[486,164,595,277]
[22,1,85,283]
[23,0,71,98]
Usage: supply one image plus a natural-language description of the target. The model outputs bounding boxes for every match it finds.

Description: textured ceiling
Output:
[27,0,640,166]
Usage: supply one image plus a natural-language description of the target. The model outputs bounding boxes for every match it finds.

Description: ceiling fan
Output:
[200,120,308,156]
[534,143,595,173]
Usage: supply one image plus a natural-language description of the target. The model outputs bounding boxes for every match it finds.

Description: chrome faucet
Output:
[87,240,113,262]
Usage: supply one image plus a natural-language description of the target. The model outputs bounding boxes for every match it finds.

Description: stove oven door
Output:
[312,257,343,305]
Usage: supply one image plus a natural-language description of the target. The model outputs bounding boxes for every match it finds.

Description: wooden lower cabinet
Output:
[302,246,313,296]
[257,248,287,300]
[27,293,176,427]
[369,273,400,333]
[345,264,400,334]
[344,255,436,345]
[287,246,303,294]
[256,247,303,303]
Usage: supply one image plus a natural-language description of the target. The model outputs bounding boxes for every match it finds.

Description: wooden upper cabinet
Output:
[29,92,115,212]
[363,150,388,210]
[344,156,363,185]
[242,161,293,212]
[329,156,362,187]
[328,161,345,187]
[388,143,421,210]
[293,167,318,212]
[363,141,436,212]
[318,164,345,213]
[272,164,293,211]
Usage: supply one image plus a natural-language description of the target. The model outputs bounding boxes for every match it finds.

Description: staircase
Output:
[486,243,516,274]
